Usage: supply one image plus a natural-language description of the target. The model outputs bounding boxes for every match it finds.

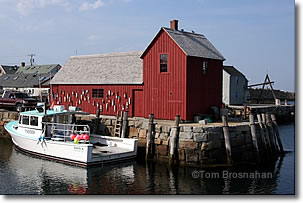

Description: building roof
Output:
[16,64,61,74]
[50,51,143,85]
[0,65,19,74]
[0,73,52,88]
[223,66,247,80]
[141,27,225,60]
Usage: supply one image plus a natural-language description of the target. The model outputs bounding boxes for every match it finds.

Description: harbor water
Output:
[0,123,295,195]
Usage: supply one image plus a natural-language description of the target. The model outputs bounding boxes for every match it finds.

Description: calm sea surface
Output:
[0,123,295,195]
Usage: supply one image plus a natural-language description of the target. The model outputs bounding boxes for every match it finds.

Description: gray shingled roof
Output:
[0,73,52,88]
[223,66,247,80]
[141,27,225,60]
[163,28,225,60]
[50,51,143,85]
[0,65,19,74]
[16,64,61,74]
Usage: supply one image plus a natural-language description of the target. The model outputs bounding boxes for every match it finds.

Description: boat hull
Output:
[5,121,138,167]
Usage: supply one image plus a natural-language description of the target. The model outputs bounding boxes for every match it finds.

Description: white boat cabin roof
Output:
[20,109,89,117]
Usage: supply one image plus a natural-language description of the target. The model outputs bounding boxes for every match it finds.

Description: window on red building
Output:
[160,54,168,73]
[92,89,104,98]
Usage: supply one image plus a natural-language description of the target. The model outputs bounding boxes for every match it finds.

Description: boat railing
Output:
[42,122,90,143]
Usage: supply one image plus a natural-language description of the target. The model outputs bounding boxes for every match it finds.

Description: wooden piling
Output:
[249,114,260,163]
[265,113,278,156]
[146,114,155,159]
[271,114,285,154]
[222,115,232,165]
[257,114,270,158]
[93,109,101,134]
[169,115,180,165]
[121,111,129,138]
[261,113,273,154]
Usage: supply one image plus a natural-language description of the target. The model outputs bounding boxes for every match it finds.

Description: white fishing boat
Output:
[4,105,138,167]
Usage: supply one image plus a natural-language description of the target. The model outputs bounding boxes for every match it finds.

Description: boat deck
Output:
[92,146,131,156]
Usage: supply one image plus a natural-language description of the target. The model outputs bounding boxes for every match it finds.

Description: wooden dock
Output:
[226,104,295,123]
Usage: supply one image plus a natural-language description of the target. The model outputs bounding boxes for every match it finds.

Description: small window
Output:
[13,76,19,80]
[4,76,9,80]
[160,54,168,73]
[22,116,29,125]
[30,116,38,126]
[92,89,104,98]
[202,61,208,74]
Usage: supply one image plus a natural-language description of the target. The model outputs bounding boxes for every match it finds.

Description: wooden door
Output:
[133,90,144,117]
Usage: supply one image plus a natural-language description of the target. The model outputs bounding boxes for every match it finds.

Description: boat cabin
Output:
[17,105,90,142]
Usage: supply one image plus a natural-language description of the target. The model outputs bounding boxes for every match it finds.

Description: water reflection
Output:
[0,122,294,194]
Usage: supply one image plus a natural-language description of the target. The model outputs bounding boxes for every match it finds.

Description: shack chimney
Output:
[21,62,25,67]
[170,19,178,31]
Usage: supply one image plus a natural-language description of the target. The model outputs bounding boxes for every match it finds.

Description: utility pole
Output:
[28,54,35,66]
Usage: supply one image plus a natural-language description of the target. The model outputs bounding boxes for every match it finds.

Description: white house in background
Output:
[222,65,248,105]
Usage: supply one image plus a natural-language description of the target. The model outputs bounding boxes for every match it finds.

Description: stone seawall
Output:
[75,115,269,167]
[0,111,19,138]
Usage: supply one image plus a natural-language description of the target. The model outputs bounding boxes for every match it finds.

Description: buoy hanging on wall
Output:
[126,102,129,109]
[128,97,131,105]
[114,105,116,112]
[108,90,111,96]
[76,93,78,98]
[106,103,108,111]
[100,104,103,112]
[112,99,115,106]
[124,92,127,98]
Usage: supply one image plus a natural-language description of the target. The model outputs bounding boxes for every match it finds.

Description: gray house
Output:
[222,65,248,105]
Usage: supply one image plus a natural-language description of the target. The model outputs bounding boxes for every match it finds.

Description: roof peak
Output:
[162,27,206,37]
[70,51,143,59]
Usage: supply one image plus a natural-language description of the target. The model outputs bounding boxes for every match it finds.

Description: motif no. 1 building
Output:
[50,20,225,121]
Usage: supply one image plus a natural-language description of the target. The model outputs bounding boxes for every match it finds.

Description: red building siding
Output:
[142,30,188,120]
[51,84,143,116]
[186,57,223,119]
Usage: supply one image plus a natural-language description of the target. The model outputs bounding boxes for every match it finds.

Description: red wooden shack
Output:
[141,20,225,120]
[50,20,225,121]
[50,52,144,117]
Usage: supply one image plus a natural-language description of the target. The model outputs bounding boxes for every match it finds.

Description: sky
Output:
[0,0,295,91]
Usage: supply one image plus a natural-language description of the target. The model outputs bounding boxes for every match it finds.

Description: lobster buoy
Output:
[76,134,81,140]
[83,134,89,141]
[70,134,76,140]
